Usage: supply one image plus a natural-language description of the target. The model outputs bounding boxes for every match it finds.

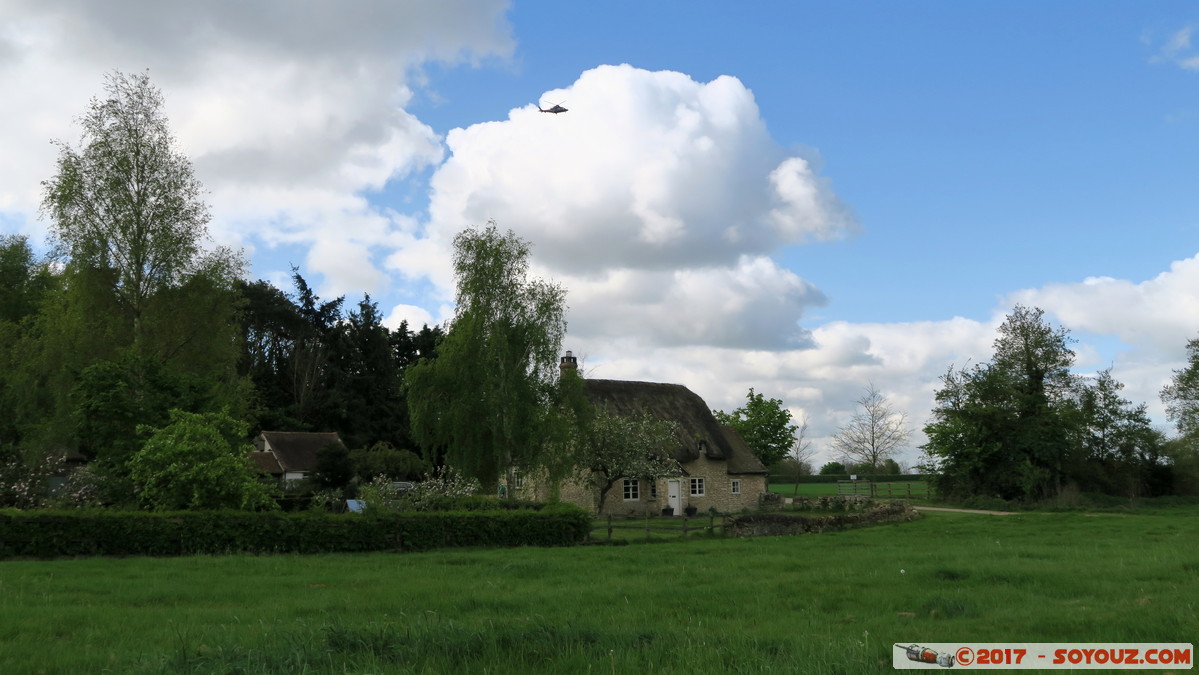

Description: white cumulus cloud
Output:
[418,64,856,349]
[0,0,514,297]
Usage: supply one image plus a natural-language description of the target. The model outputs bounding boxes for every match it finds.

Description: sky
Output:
[3,1,1199,468]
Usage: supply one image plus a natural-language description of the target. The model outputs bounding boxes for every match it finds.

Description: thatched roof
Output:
[256,431,345,473]
[583,379,767,475]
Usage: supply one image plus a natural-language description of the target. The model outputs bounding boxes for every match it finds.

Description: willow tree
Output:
[406,223,566,489]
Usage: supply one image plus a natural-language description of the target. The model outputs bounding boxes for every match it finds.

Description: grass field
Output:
[769,481,934,502]
[2,506,1196,674]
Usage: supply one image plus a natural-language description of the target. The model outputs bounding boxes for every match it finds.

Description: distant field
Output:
[769,481,841,496]
[769,481,931,499]
[2,505,1196,674]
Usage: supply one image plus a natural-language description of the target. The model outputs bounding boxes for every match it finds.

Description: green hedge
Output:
[769,474,928,484]
[0,503,591,559]
[418,496,546,511]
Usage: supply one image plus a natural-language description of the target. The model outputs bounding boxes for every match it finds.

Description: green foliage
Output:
[819,461,846,475]
[0,235,56,327]
[572,407,681,510]
[1162,337,1199,440]
[924,305,1168,501]
[407,223,566,488]
[1075,369,1169,497]
[713,387,797,466]
[40,70,241,337]
[310,443,354,491]
[71,351,184,469]
[128,409,277,511]
[8,72,247,467]
[237,275,443,453]
[350,442,431,482]
[0,503,592,558]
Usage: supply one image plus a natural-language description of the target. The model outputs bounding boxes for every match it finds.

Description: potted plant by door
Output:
[684,505,698,517]
[661,506,674,516]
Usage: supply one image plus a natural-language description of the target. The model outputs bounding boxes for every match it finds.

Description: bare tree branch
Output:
[829,383,911,469]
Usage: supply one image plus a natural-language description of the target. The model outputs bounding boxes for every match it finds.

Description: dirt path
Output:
[914,506,1014,515]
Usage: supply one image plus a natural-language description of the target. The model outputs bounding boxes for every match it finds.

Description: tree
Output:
[829,384,911,470]
[406,223,567,489]
[333,294,406,450]
[713,388,798,467]
[1077,369,1167,497]
[41,70,242,345]
[923,305,1081,501]
[22,71,246,467]
[1161,337,1199,441]
[0,236,56,326]
[128,409,276,511]
[818,461,846,475]
[0,236,58,446]
[350,442,431,482]
[71,351,184,469]
[309,443,354,492]
[573,408,681,512]
[786,416,815,494]
[288,270,345,428]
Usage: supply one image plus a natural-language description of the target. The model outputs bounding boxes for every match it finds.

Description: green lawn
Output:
[2,506,1196,674]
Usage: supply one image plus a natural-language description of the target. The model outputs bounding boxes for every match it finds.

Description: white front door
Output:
[667,480,681,513]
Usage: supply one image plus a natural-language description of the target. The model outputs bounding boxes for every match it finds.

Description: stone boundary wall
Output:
[725,497,920,538]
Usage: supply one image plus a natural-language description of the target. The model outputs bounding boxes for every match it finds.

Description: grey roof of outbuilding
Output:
[257,431,345,473]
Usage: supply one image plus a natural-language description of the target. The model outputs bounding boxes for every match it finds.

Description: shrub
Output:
[130,410,277,511]
[0,503,593,559]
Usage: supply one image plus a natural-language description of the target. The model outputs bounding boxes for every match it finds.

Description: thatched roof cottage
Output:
[520,353,768,515]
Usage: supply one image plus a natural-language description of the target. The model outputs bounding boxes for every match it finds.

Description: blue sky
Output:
[3,1,1199,466]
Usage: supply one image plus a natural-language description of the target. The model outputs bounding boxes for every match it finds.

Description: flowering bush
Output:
[356,466,482,513]
[0,451,64,510]
[48,465,112,508]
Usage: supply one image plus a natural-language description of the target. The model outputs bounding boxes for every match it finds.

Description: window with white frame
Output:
[513,469,524,490]
[690,477,705,496]
[623,479,640,500]
[731,479,741,495]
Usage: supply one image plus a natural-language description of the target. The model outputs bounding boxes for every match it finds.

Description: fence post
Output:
[683,516,689,536]
[607,515,613,541]
[645,513,651,540]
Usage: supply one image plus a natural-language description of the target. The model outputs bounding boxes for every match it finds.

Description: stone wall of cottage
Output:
[676,454,767,514]
[511,461,767,515]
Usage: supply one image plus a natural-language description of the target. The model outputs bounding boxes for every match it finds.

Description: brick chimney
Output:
[559,350,578,378]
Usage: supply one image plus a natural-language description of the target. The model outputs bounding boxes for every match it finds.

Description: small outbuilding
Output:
[251,431,345,484]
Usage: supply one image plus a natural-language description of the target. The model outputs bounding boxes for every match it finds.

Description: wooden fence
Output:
[837,481,930,498]
[596,514,726,541]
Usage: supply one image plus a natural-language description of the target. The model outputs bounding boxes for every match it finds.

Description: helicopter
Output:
[538,100,568,114]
